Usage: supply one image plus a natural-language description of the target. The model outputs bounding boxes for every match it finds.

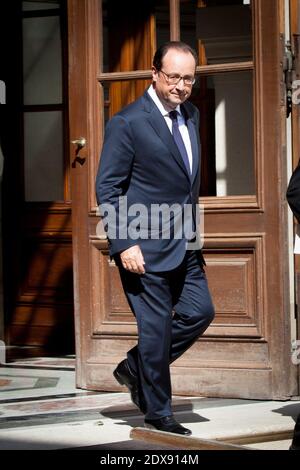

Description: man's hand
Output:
[120,245,145,274]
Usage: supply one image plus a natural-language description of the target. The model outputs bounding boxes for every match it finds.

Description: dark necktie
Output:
[169,110,191,175]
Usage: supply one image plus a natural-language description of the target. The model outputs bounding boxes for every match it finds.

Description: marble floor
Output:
[0,357,299,450]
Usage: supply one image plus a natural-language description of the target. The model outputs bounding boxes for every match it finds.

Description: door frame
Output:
[68,0,298,398]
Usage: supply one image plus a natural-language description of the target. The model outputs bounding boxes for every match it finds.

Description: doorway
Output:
[69,0,298,399]
[1,0,74,358]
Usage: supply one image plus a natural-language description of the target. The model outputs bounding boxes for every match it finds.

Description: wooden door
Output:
[1,0,74,357]
[70,0,297,399]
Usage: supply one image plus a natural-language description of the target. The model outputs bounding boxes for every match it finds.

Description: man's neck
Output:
[148,84,180,114]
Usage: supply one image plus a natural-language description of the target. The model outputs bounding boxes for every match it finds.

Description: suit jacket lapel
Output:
[143,93,191,181]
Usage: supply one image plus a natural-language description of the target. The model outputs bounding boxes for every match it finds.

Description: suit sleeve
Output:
[287,161,300,223]
[96,114,138,255]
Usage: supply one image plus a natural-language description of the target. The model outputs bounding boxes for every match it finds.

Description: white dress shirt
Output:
[147,85,193,173]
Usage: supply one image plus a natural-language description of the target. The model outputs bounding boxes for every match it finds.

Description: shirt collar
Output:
[147,85,182,117]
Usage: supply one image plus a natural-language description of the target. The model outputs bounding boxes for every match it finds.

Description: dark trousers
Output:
[118,250,215,419]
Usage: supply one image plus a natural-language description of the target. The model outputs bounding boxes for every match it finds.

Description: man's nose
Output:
[175,78,185,91]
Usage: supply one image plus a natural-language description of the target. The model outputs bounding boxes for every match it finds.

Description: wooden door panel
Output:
[9,305,74,350]
[205,235,265,336]
[206,257,260,332]
[21,241,73,297]
[90,243,134,333]
[90,245,262,336]
[8,227,74,353]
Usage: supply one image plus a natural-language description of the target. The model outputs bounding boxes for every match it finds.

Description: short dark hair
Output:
[153,41,198,71]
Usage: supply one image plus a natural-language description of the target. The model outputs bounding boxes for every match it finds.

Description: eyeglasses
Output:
[159,69,196,86]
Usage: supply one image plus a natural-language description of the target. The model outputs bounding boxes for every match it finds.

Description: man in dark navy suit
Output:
[96,42,215,435]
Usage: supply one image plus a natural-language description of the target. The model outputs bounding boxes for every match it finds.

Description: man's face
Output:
[152,48,196,111]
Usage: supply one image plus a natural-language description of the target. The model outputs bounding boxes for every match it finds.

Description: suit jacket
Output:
[96,90,203,272]
[287,160,300,223]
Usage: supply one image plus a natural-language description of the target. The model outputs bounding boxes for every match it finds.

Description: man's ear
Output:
[152,66,158,83]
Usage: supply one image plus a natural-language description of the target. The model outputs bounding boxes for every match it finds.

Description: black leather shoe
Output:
[113,359,146,413]
[144,415,192,435]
